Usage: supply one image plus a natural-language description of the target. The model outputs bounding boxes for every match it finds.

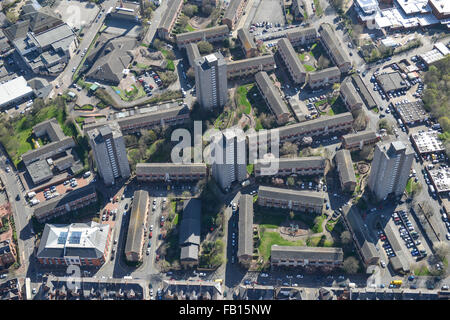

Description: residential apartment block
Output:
[341,130,380,150]
[271,246,343,269]
[179,199,201,268]
[335,149,357,192]
[254,156,326,177]
[87,123,130,186]
[257,186,325,214]
[368,141,414,201]
[222,0,248,30]
[157,0,183,40]
[238,195,254,266]
[125,190,149,262]
[185,42,201,68]
[176,25,229,48]
[194,52,228,110]
[83,104,190,135]
[248,113,354,153]
[319,24,352,73]
[308,67,341,89]
[136,163,207,182]
[286,27,317,46]
[277,38,307,84]
[340,76,363,111]
[36,222,111,267]
[255,71,290,125]
[291,0,306,21]
[342,205,379,268]
[226,55,275,79]
[237,28,258,58]
[211,128,247,190]
[33,185,97,223]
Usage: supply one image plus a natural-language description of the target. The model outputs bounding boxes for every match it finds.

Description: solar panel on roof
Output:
[69,231,82,244]
[58,231,68,244]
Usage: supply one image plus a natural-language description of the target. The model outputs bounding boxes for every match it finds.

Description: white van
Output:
[27,192,36,199]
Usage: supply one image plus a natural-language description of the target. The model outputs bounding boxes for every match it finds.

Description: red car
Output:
[149,232,153,238]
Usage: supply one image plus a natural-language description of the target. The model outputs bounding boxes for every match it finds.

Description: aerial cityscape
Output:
[0,0,449,303]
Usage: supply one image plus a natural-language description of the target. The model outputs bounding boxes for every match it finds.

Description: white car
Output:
[260,273,269,278]
[296,274,303,279]
[150,225,154,231]
[380,261,386,268]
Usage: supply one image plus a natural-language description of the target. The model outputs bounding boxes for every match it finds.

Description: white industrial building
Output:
[0,76,34,109]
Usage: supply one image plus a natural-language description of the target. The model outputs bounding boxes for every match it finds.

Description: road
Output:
[52,0,117,97]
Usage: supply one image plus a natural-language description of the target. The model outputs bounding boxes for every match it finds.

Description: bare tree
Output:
[280,142,299,157]
[433,242,449,262]
[340,231,352,245]
[342,256,359,274]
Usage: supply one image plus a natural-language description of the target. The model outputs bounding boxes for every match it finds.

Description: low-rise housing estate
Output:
[226,55,275,79]
[124,190,149,262]
[255,71,290,124]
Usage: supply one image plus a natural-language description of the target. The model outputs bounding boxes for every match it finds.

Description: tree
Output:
[202,4,214,16]
[289,211,295,220]
[186,67,195,80]
[378,118,394,135]
[165,49,176,60]
[179,15,190,28]
[287,176,295,187]
[317,55,330,70]
[5,10,18,23]
[342,257,359,274]
[152,39,164,50]
[183,4,198,17]
[352,109,368,131]
[223,38,230,48]
[159,71,178,87]
[433,242,449,262]
[197,41,213,54]
[280,142,298,157]
[340,231,352,245]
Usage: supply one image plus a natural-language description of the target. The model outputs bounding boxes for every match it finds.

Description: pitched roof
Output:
[342,130,378,146]
[351,74,377,109]
[258,186,326,206]
[3,20,30,41]
[340,76,363,107]
[185,42,200,67]
[179,199,201,246]
[125,190,149,255]
[223,0,246,21]
[319,24,351,67]
[21,7,63,33]
[21,137,75,164]
[158,0,183,31]
[180,244,198,261]
[37,222,110,259]
[335,149,357,185]
[308,67,341,81]
[271,245,343,262]
[277,38,306,74]
[136,163,207,176]
[237,28,256,52]
[255,71,289,118]
[86,37,137,84]
[33,185,96,219]
[342,205,379,263]
[255,156,326,172]
[176,25,229,43]
[277,112,353,138]
[226,54,275,71]
[237,195,253,258]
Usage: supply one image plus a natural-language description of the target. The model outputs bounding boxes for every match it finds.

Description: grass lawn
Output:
[414,265,431,276]
[135,63,149,69]
[246,164,254,175]
[236,85,253,115]
[304,64,316,72]
[112,84,145,102]
[258,231,305,261]
[146,139,165,159]
[311,214,326,233]
[314,99,327,107]
[306,235,333,247]
[372,107,380,113]
[298,53,306,61]
[166,60,175,71]
[173,213,179,225]
[186,24,195,32]
[74,104,94,111]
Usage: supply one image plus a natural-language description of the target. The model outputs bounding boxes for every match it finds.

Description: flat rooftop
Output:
[429,167,450,193]
[0,76,33,107]
[411,130,445,154]
[394,100,428,125]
